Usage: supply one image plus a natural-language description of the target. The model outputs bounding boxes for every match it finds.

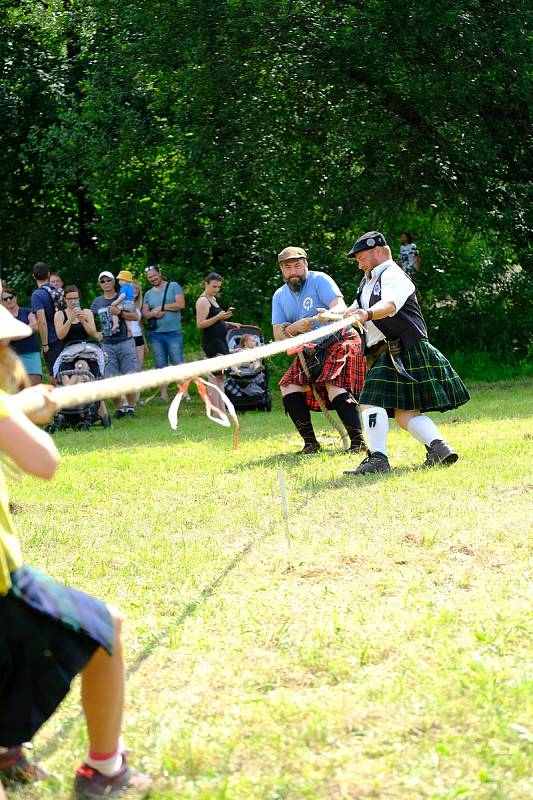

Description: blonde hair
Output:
[0,342,29,393]
[133,279,143,309]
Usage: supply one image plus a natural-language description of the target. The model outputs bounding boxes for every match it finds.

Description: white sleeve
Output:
[381,264,415,315]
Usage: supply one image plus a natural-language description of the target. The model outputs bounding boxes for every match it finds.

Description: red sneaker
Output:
[0,745,51,784]
[72,756,151,798]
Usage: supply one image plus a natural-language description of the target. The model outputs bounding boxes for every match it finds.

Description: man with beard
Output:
[272,247,366,454]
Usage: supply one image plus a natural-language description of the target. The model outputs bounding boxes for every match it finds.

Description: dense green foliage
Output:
[1,0,531,358]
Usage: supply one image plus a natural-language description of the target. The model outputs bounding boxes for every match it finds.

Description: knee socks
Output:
[361,406,389,456]
[283,392,318,446]
[330,392,365,447]
[407,415,443,447]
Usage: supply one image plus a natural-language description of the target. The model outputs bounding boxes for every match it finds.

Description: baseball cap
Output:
[98,271,114,281]
[0,303,32,341]
[347,231,387,258]
[277,246,308,263]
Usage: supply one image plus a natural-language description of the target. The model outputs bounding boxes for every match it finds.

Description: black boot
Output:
[330,393,366,452]
[283,392,320,453]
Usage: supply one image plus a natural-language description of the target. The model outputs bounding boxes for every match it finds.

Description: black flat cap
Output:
[347,231,387,258]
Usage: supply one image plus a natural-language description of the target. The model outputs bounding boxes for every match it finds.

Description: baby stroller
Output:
[224,325,272,412]
[46,341,111,432]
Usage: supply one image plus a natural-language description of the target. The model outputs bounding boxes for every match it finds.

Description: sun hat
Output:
[116,269,133,282]
[0,303,32,341]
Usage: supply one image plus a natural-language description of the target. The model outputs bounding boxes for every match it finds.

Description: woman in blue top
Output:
[1,287,42,385]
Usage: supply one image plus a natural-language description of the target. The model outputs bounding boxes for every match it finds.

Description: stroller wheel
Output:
[101,413,112,429]
[265,397,273,412]
[45,424,57,434]
[75,421,91,432]
[56,413,66,429]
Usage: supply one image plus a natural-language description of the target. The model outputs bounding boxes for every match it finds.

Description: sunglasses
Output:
[99,277,113,283]
[144,266,160,273]
[2,294,14,301]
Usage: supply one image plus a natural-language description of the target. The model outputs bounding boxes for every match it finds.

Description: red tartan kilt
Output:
[279,334,366,412]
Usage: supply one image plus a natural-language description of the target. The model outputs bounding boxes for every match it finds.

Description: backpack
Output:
[42,284,66,312]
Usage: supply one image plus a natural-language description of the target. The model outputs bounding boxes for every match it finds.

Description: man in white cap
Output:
[91,272,138,418]
[272,247,366,454]
[342,231,469,475]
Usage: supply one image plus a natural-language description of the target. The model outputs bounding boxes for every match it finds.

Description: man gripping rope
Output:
[272,246,366,454]
[342,231,470,476]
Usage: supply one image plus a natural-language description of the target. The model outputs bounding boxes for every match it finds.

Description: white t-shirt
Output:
[130,307,143,338]
[355,259,415,346]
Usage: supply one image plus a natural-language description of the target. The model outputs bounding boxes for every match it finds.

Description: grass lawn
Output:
[7,379,532,800]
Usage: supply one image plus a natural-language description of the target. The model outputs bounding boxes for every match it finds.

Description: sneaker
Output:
[114,408,126,419]
[299,442,321,454]
[72,757,151,799]
[0,745,51,784]
[343,451,391,475]
[348,437,367,453]
[126,407,135,417]
[423,439,458,467]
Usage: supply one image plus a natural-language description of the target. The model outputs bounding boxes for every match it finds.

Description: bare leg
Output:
[394,408,421,430]
[81,608,124,754]
[207,374,226,411]
[280,382,307,396]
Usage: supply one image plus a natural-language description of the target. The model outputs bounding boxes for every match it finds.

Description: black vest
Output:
[357,270,428,352]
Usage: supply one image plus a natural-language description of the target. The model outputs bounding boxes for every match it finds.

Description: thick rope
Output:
[15,316,360,415]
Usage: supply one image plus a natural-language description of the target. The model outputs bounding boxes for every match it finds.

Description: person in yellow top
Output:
[0,304,150,798]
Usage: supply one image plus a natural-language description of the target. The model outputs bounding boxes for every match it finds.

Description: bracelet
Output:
[366,309,374,321]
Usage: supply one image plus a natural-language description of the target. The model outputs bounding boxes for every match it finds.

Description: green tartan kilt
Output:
[359,340,470,415]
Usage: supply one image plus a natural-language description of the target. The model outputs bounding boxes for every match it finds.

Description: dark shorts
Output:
[134,335,144,348]
[203,338,229,375]
[0,565,114,745]
[43,340,63,375]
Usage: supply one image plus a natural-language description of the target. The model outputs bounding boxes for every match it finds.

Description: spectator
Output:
[196,272,241,410]
[0,306,149,798]
[142,265,185,403]
[131,280,148,371]
[397,231,420,279]
[30,261,62,383]
[1,286,42,385]
[49,271,64,290]
[131,280,148,404]
[91,272,138,418]
[110,270,135,336]
[54,285,98,347]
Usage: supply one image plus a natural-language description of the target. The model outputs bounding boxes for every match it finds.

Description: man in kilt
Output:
[342,231,469,475]
[272,246,366,454]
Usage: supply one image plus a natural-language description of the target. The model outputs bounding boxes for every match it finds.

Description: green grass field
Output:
[8,379,533,800]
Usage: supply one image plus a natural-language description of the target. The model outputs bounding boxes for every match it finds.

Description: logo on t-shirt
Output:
[303,296,313,311]
[97,307,113,337]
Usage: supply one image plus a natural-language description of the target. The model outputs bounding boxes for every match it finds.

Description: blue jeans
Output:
[150,330,183,368]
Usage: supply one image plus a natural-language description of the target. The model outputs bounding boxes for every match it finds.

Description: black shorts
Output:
[0,565,114,745]
[203,338,229,375]
[134,335,144,348]
[43,340,63,375]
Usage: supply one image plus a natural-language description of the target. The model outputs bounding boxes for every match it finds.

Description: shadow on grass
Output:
[36,530,273,760]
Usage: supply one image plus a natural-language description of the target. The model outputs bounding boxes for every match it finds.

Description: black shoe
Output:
[423,439,458,467]
[126,407,135,417]
[348,437,367,454]
[344,451,391,475]
[299,442,321,454]
[114,408,126,419]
